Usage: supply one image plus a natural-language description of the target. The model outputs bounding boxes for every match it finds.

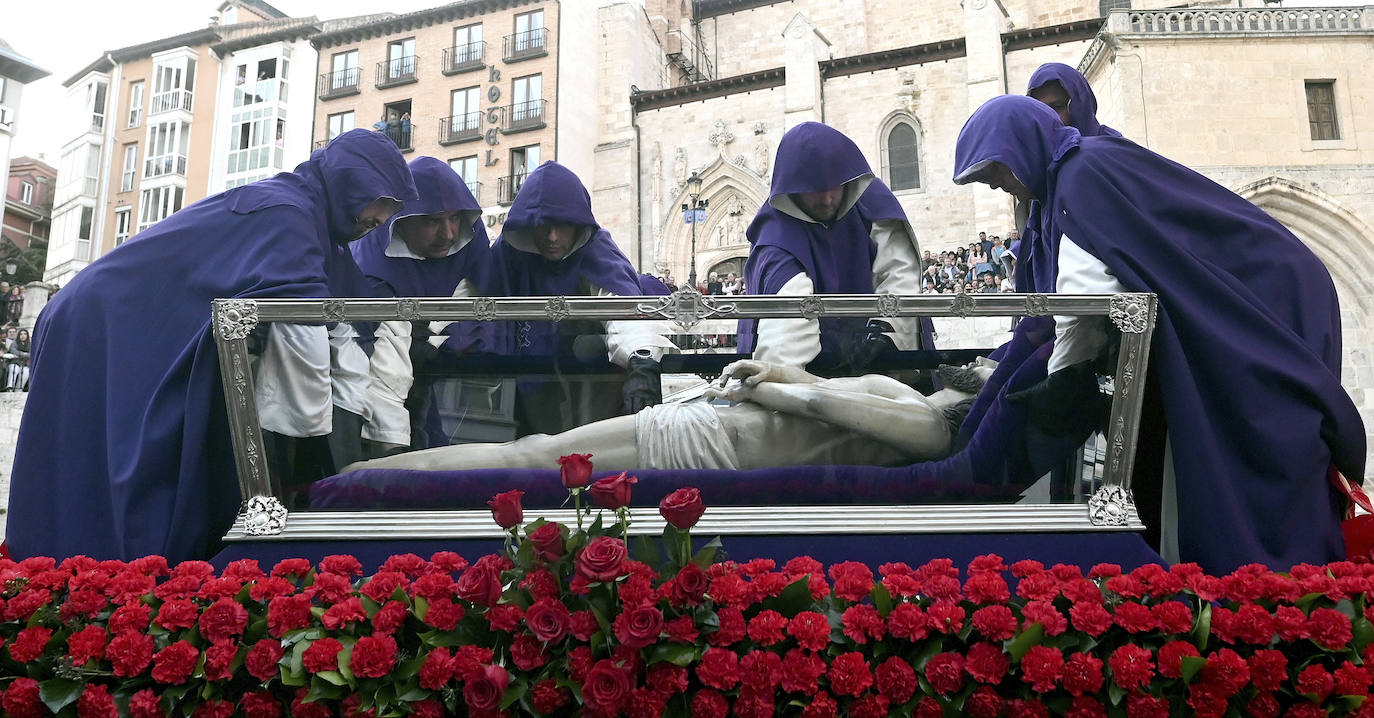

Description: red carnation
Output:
[925,651,966,694]
[799,692,837,718]
[423,597,464,631]
[584,659,634,710]
[317,554,364,576]
[349,634,398,678]
[3,677,42,718]
[322,596,367,629]
[305,572,353,604]
[153,598,199,631]
[198,597,249,642]
[887,602,930,640]
[927,599,966,633]
[739,650,783,692]
[487,489,525,529]
[1335,662,1372,695]
[849,693,890,718]
[510,634,549,671]
[778,648,826,695]
[829,561,875,602]
[463,664,510,713]
[239,691,282,718]
[965,571,1011,603]
[360,570,409,604]
[1066,695,1107,718]
[9,626,52,663]
[418,648,454,690]
[1246,691,1281,718]
[788,611,833,651]
[1157,640,1200,679]
[613,604,664,648]
[971,604,1018,640]
[302,637,344,673]
[874,656,918,703]
[528,522,565,562]
[5,589,51,621]
[828,651,874,696]
[151,640,199,684]
[266,593,313,637]
[532,679,573,714]
[576,536,628,583]
[60,589,108,621]
[245,639,285,682]
[1021,645,1065,693]
[659,487,706,529]
[664,614,699,643]
[569,609,600,641]
[77,683,117,718]
[842,604,886,644]
[1199,648,1249,696]
[1108,644,1155,691]
[486,603,524,634]
[1297,664,1335,703]
[966,641,1010,684]
[1069,600,1114,636]
[691,689,730,718]
[741,609,783,645]
[1153,601,1194,634]
[589,471,638,509]
[1113,601,1158,633]
[1062,652,1106,696]
[203,640,238,681]
[68,625,108,666]
[1126,694,1170,718]
[288,689,331,718]
[108,602,151,633]
[411,571,456,600]
[1308,607,1354,650]
[190,699,234,718]
[271,557,312,579]
[108,630,155,677]
[1006,698,1051,718]
[697,647,741,690]
[709,606,748,646]
[558,453,594,488]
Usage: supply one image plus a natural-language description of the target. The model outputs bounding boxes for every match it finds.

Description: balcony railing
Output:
[313,139,329,150]
[666,28,715,83]
[442,42,486,75]
[1124,7,1368,33]
[234,78,285,107]
[376,56,419,89]
[503,99,546,133]
[89,114,105,133]
[318,68,361,100]
[144,154,188,179]
[503,28,548,62]
[466,181,482,205]
[379,124,415,153]
[497,173,527,205]
[439,112,482,145]
[149,90,193,115]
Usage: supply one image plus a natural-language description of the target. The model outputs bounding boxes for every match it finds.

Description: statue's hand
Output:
[718,359,784,388]
[704,378,753,404]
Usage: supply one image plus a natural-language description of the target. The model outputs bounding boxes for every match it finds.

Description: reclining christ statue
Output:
[343,360,993,474]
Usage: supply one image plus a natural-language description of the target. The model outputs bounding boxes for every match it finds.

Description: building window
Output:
[329,50,360,91]
[151,56,196,114]
[145,119,191,178]
[89,79,108,133]
[387,38,417,81]
[512,144,540,177]
[452,23,483,66]
[114,207,132,245]
[450,155,478,196]
[19,182,33,205]
[235,57,282,107]
[1099,0,1130,14]
[327,111,355,141]
[514,10,545,52]
[381,100,413,151]
[138,185,185,231]
[883,121,921,191]
[128,81,144,128]
[1305,80,1339,141]
[77,206,94,261]
[510,74,544,131]
[227,107,279,176]
[121,144,138,192]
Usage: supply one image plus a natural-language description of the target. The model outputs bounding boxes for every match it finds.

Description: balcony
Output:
[442,42,486,75]
[503,28,548,63]
[497,173,526,205]
[89,114,106,134]
[149,90,193,116]
[466,181,482,205]
[376,56,418,89]
[234,78,285,107]
[379,125,415,153]
[313,138,329,150]
[503,99,546,133]
[318,69,360,100]
[144,154,188,179]
[439,112,482,145]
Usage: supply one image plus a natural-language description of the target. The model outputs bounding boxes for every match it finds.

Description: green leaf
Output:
[1337,598,1359,620]
[1108,683,1126,706]
[632,534,659,567]
[398,684,430,702]
[1179,655,1207,683]
[499,679,529,710]
[360,596,382,618]
[1193,603,1212,652]
[1296,591,1325,611]
[648,642,698,667]
[39,678,83,714]
[397,652,427,681]
[280,664,308,687]
[759,577,815,618]
[316,670,348,686]
[691,537,724,569]
[306,676,346,702]
[1354,616,1374,653]
[1005,622,1045,662]
[871,583,893,618]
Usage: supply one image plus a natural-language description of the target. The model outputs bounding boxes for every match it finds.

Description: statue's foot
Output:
[936,363,990,395]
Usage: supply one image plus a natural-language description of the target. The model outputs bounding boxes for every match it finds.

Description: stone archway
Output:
[1237,175,1374,476]
[656,155,768,287]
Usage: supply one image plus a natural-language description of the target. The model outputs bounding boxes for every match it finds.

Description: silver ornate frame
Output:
[213,291,1156,543]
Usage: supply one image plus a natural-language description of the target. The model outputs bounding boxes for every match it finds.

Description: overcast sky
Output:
[6,0,1369,162]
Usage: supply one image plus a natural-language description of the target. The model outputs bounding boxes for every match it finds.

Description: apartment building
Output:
[0,39,51,255]
[2,156,56,283]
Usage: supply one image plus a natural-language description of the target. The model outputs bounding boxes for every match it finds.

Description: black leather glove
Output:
[622,354,663,413]
[244,322,271,356]
[1005,361,1109,438]
[409,323,438,369]
[842,320,898,373]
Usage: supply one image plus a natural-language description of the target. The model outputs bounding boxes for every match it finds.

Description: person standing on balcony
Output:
[489,161,676,436]
[738,122,932,374]
[5,129,417,564]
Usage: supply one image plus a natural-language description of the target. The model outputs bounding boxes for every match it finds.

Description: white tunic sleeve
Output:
[599,285,678,367]
[1049,234,1127,373]
[753,272,823,367]
[329,321,372,420]
[362,319,412,445]
[870,219,924,350]
[254,323,332,437]
[427,278,479,347]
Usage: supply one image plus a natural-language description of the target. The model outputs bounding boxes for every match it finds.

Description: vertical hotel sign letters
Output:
[484,66,502,166]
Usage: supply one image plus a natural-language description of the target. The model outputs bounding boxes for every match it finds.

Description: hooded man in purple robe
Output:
[6,129,417,563]
[491,161,675,436]
[952,94,1366,573]
[738,122,930,372]
[352,156,506,452]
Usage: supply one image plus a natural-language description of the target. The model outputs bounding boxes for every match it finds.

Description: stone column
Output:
[18,282,51,332]
[962,0,1013,233]
[782,13,831,131]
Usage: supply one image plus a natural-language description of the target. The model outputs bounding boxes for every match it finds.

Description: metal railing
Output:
[503,99,545,133]
[376,56,419,88]
[380,124,415,153]
[144,154,188,178]
[666,28,715,83]
[1124,6,1368,33]
[317,69,360,99]
[466,181,482,205]
[503,28,548,62]
[149,90,193,115]
[439,112,482,145]
[497,173,526,204]
[442,42,486,74]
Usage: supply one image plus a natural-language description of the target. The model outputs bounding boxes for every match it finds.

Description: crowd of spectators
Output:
[0,282,30,391]
[651,270,747,296]
[921,230,1019,294]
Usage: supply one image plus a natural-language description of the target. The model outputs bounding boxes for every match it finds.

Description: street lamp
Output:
[684,171,706,290]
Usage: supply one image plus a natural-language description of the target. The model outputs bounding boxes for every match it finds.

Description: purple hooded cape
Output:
[739,122,925,357]
[6,129,417,563]
[955,95,1366,573]
[352,156,505,352]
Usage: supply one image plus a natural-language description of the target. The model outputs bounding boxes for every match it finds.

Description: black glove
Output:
[409,323,438,369]
[244,322,271,355]
[842,320,898,373]
[622,354,663,413]
[1005,361,1109,438]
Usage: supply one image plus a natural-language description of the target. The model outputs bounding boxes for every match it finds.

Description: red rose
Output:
[9,626,52,663]
[1062,652,1105,696]
[528,522,565,562]
[350,634,398,678]
[875,656,918,703]
[245,639,286,682]
[68,625,108,666]
[659,487,706,529]
[77,683,117,718]
[4,677,42,718]
[558,453,594,488]
[198,597,249,642]
[487,489,525,529]
[108,630,155,677]
[239,691,282,718]
[1108,644,1155,691]
[455,563,503,606]
[203,640,238,681]
[531,679,572,714]
[525,597,571,643]
[966,641,1010,684]
[924,651,966,695]
[267,594,313,637]
[151,640,200,684]
[827,651,874,696]
[613,604,664,648]
[510,634,549,671]
[463,664,510,712]
[589,471,638,509]
[302,637,344,673]
[584,659,634,709]
[697,647,741,690]
[576,536,628,583]
[691,689,730,718]
[670,562,709,606]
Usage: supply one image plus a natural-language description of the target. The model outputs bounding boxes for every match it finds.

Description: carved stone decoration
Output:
[242,495,288,536]
[950,292,975,318]
[395,298,422,320]
[799,296,825,320]
[1087,485,1134,527]
[545,296,571,322]
[1024,293,1050,316]
[708,120,735,157]
[752,121,766,135]
[322,300,346,322]
[472,296,497,322]
[672,148,688,190]
[215,299,259,340]
[1109,294,1150,333]
[877,293,901,317]
[637,287,738,332]
[753,138,770,177]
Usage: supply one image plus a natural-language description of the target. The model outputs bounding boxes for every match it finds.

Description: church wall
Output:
[1003,39,1093,95]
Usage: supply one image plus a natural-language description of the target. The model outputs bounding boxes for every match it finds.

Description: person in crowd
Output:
[723,272,742,296]
[706,271,723,295]
[978,272,1000,293]
[6,129,417,563]
[4,327,28,391]
[352,156,505,454]
[400,112,413,149]
[953,94,1365,574]
[739,122,930,371]
[6,285,21,324]
[490,161,677,436]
